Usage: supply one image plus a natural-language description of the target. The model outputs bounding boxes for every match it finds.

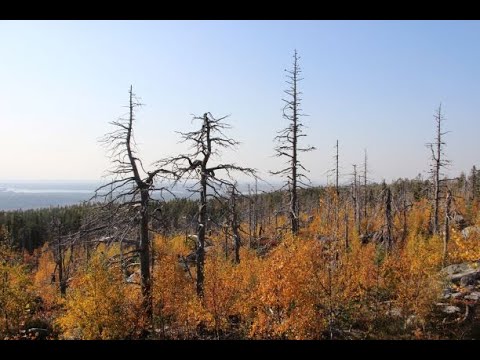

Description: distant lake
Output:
[0,181,100,211]
[0,180,279,211]
[0,180,193,211]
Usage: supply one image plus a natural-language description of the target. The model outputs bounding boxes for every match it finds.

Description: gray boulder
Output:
[442,261,480,286]
[443,305,461,314]
[464,292,480,301]
[461,226,480,239]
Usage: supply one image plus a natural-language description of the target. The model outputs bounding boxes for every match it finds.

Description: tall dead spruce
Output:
[158,113,255,298]
[427,104,449,235]
[271,50,315,235]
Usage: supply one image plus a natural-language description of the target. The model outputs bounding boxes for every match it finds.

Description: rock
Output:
[387,308,402,317]
[462,226,480,239]
[464,292,480,301]
[444,292,462,299]
[460,272,480,287]
[443,263,474,276]
[442,262,480,286]
[27,328,49,340]
[443,306,461,314]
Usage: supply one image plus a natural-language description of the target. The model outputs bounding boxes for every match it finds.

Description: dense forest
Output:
[1,51,480,340]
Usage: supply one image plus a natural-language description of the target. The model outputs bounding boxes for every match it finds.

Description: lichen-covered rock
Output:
[442,262,480,286]
[461,226,480,239]
[464,292,480,301]
[442,305,461,314]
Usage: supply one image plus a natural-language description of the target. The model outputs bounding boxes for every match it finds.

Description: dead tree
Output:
[352,164,360,235]
[48,217,81,297]
[335,140,340,196]
[157,113,255,298]
[49,217,66,297]
[444,188,452,266]
[230,186,241,264]
[248,184,253,247]
[383,182,393,251]
[470,165,478,201]
[94,86,173,327]
[335,140,340,233]
[344,201,349,250]
[427,104,449,234]
[252,178,260,247]
[271,50,315,235]
[362,149,368,232]
[401,182,409,243]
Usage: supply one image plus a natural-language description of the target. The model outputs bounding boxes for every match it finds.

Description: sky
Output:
[1,20,479,185]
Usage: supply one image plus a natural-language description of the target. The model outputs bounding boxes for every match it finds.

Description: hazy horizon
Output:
[2,20,479,185]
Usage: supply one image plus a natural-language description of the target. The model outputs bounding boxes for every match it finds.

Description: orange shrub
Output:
[56,252,142,339]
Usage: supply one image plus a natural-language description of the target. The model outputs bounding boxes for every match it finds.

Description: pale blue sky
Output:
[1,20,479,184]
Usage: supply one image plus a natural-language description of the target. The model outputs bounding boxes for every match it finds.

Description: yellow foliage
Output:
[448,228,480,263]
[56,252,142,339]
[408,198,432,236]
[152,234,204,339]
[33,244,60,309]
[202,247,262,337]
[0,245,33,336]
[383,234,443,323]
[9,195,474,339]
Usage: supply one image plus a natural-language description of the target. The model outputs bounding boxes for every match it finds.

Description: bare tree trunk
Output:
[120,235,127,280]
[224,225,228,260]
[429,104,448,234]
[139,188,152,322]
[335,140,339,197]
[384,183,393,251]
[248,184,252,248]
[444,188,452,266]
[363,149,368,232]
[230,187,241,264]
[344,201,349,250]
[254,178,259,242]
[471,166,477,201]
[402,183,408,243]
[52,218,66,297]
[332,140,340,234]
[433,137,441,235]
[57,236,66,297]
[197,171,207,298]
[271,50,315,236]
[291,58,299,236]
[352,165,360,235]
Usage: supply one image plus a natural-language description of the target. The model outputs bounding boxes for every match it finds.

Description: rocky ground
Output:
[433,260,480,339]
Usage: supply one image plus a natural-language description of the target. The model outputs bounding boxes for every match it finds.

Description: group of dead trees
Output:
[91,90,256,332]
[83,50,318,331]
[45,49,478,337]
